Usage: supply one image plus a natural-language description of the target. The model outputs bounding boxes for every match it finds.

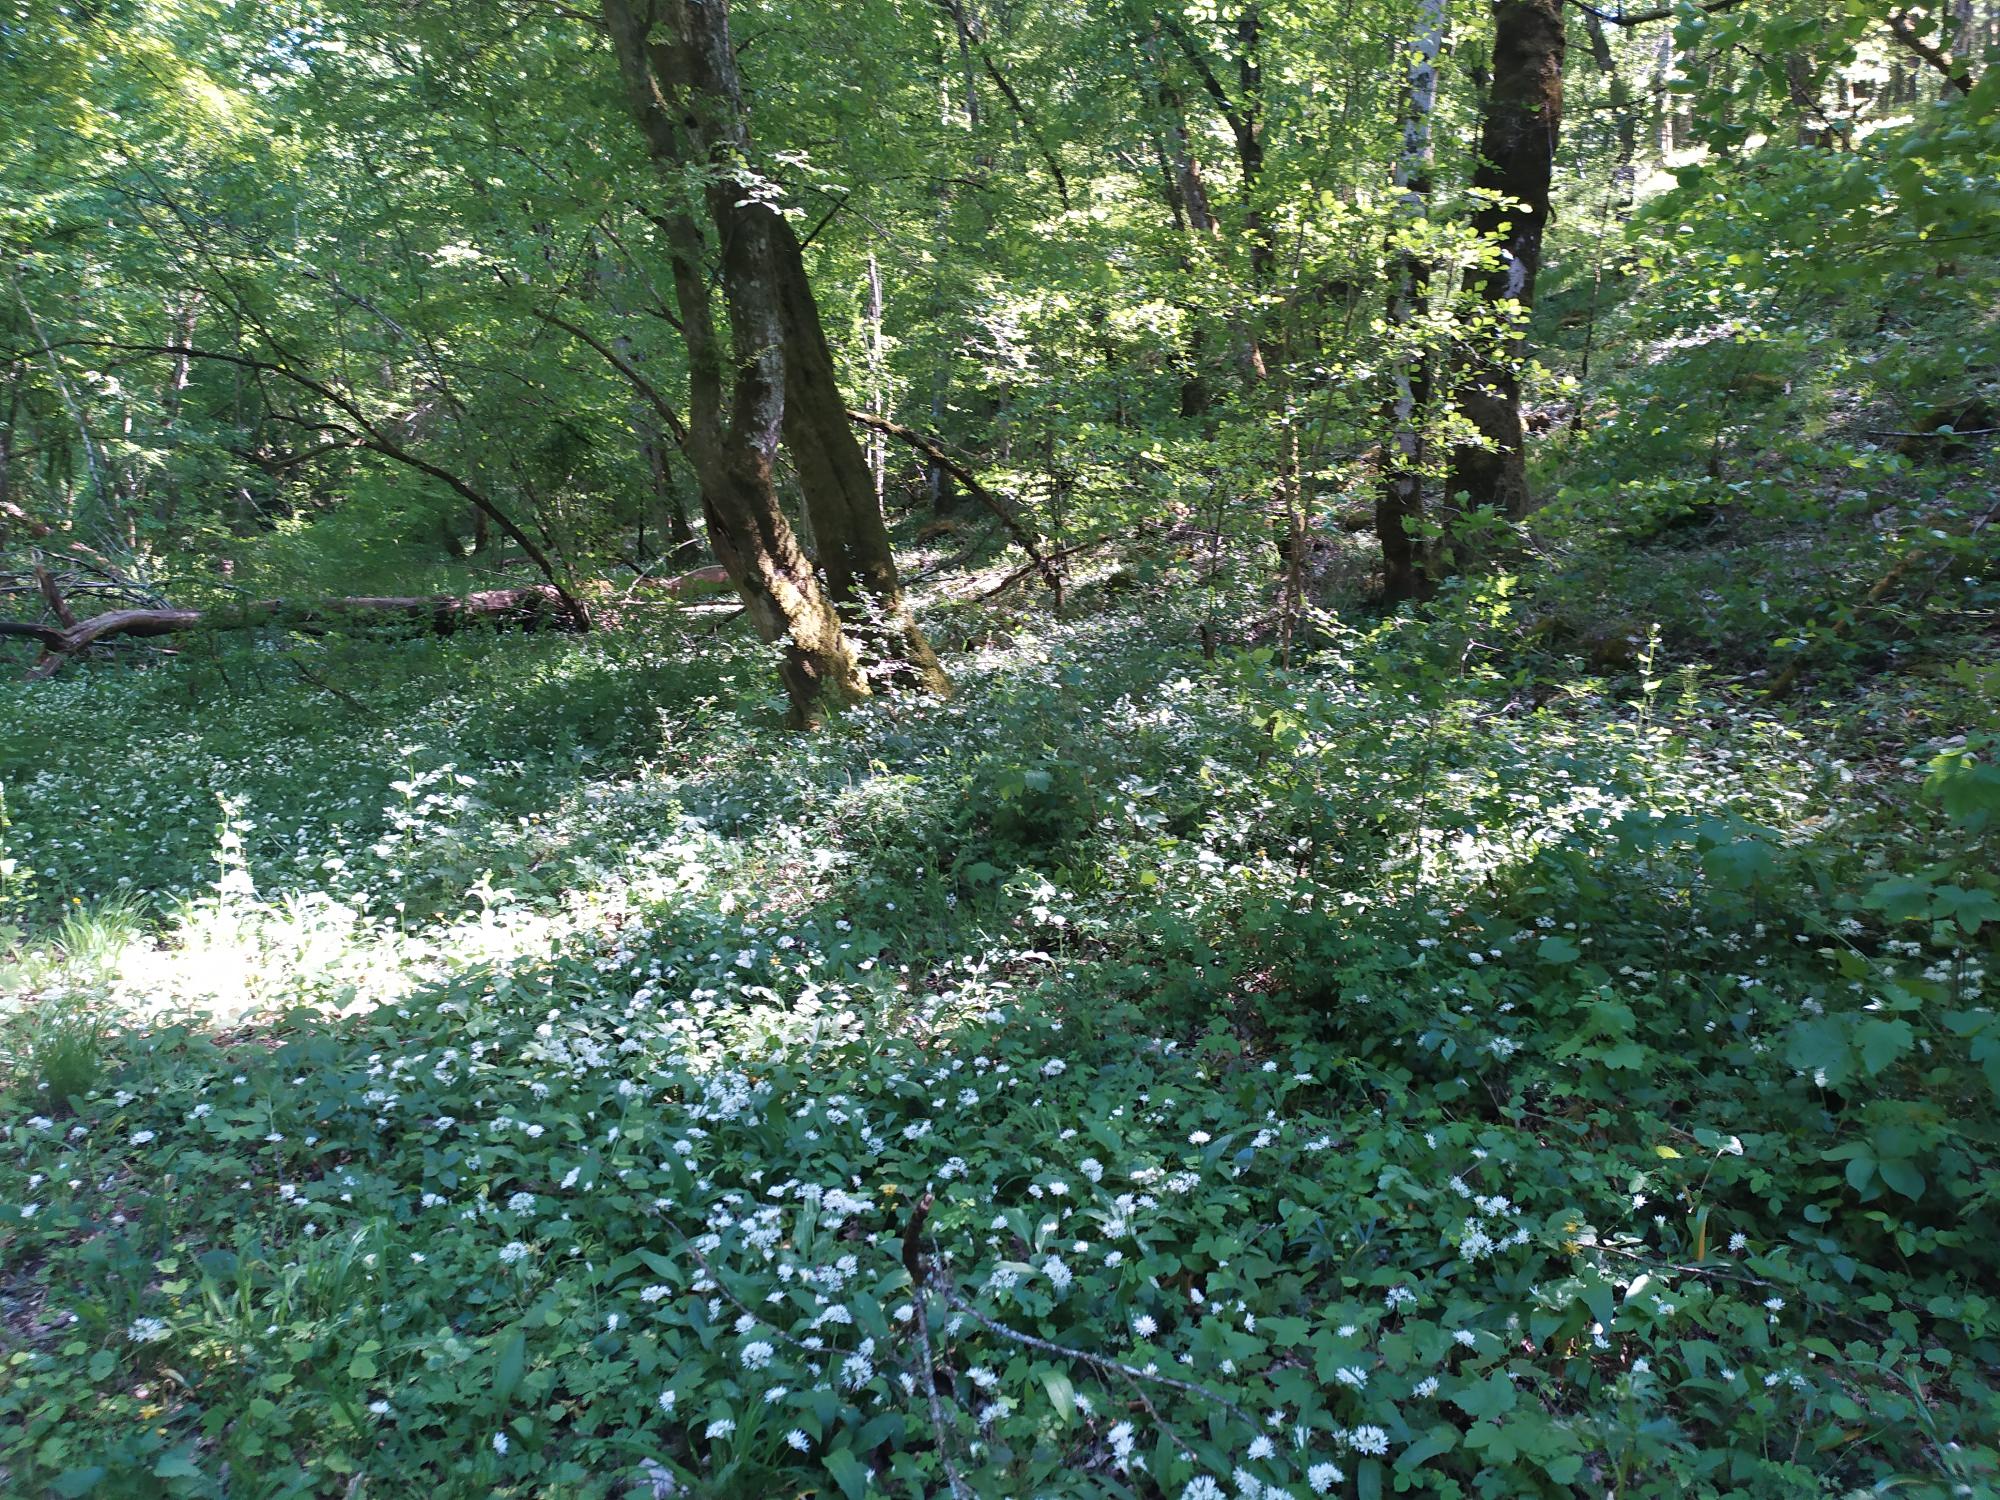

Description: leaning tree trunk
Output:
[770,226,950,696]
[1445,0,1565,533]
[600,0,868,727]
[1377,0,1447,602]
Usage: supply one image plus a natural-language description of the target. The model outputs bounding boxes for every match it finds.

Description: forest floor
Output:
[1,569,1996,1497]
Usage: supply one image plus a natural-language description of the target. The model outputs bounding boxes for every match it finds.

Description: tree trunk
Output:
[600,0,869,726]
[1378,0,1447,601]
[1652,31,1675,155]
[1163,9,1270,383]
[640,423,698,560]
[1138,23,1219,417]
[769,227,951,696]
[1,586,583,679]
[1445,0,1565,531]
[0,367,18,522]
[864,253,888,505]
[155,297,199,527]
[1786,53,1834,146]
[1230,2,1272,383]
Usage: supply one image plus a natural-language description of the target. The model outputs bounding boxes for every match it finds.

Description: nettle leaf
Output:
[1855,1018,1914,1077]
[1449,1371,1517,1422]
[1785,1017,1853,1086]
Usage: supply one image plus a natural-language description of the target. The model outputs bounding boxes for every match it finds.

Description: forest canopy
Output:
[1,0,1997,1496]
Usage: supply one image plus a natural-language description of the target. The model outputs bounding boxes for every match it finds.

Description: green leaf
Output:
[152,1453,203,1479]
[491,1327,527,1403]
[1843,1151,1877,1195]
[823,1449,870,1500]
[1259,1315,1310,1346]
[1702,835,1776,890]
[1932,884,2000,934]
[1876,1155,1926,1199]
[1928,753,2000,832]
[50,1469,107,1497]
[1395,1425,1459,1470]
[1855,1018,1914,1076]
[1464,1419,1523,1463]
[1357,1458,1384,1500]
[1537,935,1580,963]
[1785,1017,1852,1085]
[1039,1369,1076,1423]
[1543,1454,1585,1484]
[1449,1371,1517,1421]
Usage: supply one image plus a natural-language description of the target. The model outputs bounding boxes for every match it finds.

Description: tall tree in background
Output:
[1447,0,1565,527]
[1377,0,1449,601]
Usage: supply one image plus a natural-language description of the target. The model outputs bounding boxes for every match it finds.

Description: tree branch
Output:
[844,409,1061,595]
[89,341,590,628]
[1160,16,1248,140]
[1,588,583,680]
[529,308,692,448]
[1562,0,1753,26]
[930,0,1072,209]
[1884,8,1974,95]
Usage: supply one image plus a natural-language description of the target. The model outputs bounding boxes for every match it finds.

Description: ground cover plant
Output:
[3,596,1997,1498]
[4,0,1999,1494]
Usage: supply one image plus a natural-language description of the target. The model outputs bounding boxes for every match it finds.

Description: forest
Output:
[1,0,1997,1494]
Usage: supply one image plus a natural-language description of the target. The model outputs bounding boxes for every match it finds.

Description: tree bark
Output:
[1163,8,1272,382]
[1445,0,1565,530]
[600,0,870,726]
[1884,8,1976,95]
[1136,22,1220,417]
[864,254,888,505]
[769,226,951,696]
[1378,0,1447,602]
[639,421,699,559]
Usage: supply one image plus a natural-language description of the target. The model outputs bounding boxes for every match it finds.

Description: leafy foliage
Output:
[3,0,1998,1494]
[3,600,1996,1497]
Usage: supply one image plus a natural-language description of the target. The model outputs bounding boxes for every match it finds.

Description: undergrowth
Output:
[2,595,1996,1499]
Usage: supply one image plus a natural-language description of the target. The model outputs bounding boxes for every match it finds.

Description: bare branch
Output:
[1562,0,1753,26]
[1884,8,1974,95]
[844,409,1060,596]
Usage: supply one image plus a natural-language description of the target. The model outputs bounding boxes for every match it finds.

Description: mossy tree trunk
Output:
[601,0,868,726]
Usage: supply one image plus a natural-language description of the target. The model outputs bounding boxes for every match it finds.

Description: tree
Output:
[1446,0,1566,528]
[1377,0,1449,601]
[599,0,945,720]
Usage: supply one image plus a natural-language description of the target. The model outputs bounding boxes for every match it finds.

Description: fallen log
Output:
[0,584,583,679]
